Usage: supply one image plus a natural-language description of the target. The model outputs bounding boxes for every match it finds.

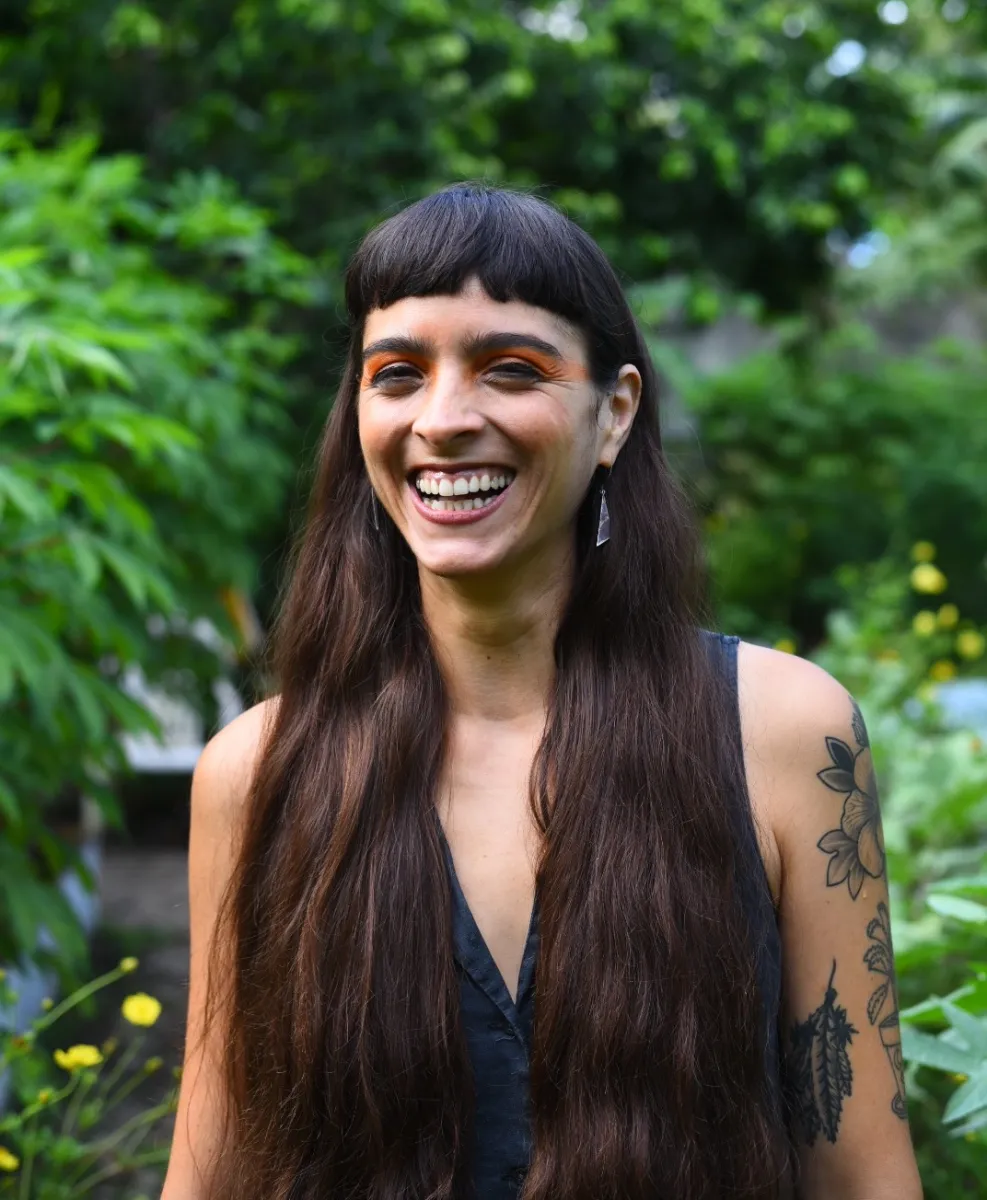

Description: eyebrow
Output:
[361,331,565,364]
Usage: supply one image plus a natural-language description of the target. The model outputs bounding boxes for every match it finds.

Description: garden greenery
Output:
[0,1,985,1194]
[0,130,314,985]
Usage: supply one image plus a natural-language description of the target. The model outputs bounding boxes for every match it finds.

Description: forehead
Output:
[361,282,583,354]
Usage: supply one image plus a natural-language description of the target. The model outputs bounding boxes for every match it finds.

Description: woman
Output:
[162,186,924,1200]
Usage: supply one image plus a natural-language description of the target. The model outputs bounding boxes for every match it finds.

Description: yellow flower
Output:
[118,956,139,974]
[53,1044,104,1072]
[937,603,959,629]
[0,1146,19,1172]
[37,1088,52,1105]
[956,630,986,661]
[910,563,947,595]
[877,649,901,662]
[41,996,54,1011]
[911,541,937,562]
[122,993,162,1027]
[774,638,796,654]
[143,1055,164,1073]
[929,660,957,683]
[911,611,937,637]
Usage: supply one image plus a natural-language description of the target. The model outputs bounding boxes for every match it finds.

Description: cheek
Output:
[357,398,401,461]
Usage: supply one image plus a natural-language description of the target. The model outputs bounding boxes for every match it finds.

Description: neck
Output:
[419,542,573,726]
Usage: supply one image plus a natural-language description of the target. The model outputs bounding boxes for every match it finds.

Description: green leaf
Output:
[943,1002,987,1058]
[900,981,987,1027]
[901,1026,977,1075]
[943,1068,987,1125]
[64,527,103,589]
[0,245,47,270]
[0,464,53,522]
[0,777,22,827]
[929,874,987,899]
[928,894,987,924]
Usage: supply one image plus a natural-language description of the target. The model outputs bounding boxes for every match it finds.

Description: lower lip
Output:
[408,479,514,525]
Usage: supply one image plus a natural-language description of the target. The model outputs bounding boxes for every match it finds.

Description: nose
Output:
[410,362,485,447]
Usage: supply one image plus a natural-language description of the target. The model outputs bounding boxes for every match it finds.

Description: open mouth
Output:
[407,470,516,522]
[411,475,513,512]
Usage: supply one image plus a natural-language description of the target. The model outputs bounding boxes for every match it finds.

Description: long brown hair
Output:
[198,185,793,1198]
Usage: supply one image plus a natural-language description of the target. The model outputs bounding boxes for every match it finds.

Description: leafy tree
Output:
[0,0,935,618]
[0,0,922,307]
[0,130,314,986]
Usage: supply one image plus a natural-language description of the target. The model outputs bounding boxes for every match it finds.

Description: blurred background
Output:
[0,1,985,1195]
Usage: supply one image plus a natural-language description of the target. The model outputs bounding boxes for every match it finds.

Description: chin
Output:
[415,551,505,580]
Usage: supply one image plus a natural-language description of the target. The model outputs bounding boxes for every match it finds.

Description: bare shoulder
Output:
[735,641,851,767]
[191,695,281,820]
[733,642,856,905]
[161,695,281,1199]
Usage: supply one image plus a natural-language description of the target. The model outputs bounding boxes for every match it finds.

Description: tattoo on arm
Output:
[816,698,886,900]
[785,960,858,1146]
[864,902,908,1120]
[814,700,908,1120]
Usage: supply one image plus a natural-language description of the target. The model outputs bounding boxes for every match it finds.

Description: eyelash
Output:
[369,360,546,389]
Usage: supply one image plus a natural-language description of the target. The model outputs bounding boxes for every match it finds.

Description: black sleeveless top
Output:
[435,632,784,1199]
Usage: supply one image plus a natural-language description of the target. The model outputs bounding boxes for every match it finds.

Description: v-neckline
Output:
[434,811,540,1038]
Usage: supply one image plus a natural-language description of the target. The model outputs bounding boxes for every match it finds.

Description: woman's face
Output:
[357,279,639,582]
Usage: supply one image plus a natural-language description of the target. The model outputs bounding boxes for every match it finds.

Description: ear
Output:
[598,364,642,468]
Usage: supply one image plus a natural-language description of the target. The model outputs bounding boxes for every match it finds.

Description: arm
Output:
[738,644,923,1200]
[160,699,275,1200]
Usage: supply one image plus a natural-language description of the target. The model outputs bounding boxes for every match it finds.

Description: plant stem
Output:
[91,1034,144,1113]
[60,1070,96,1137]
[60,1097,174,1195]
[87,1096,175,1156]
[72,1146,170,1196]
[28,965,128,1038]
[17,1111,37,1200]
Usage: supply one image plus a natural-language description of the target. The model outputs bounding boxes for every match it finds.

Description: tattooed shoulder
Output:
[816,696,885,899]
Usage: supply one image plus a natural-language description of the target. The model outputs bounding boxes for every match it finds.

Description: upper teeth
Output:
[414,470,514,497]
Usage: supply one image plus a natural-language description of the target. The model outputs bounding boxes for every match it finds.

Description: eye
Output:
[369,363,422,389]
[483,360,546,385]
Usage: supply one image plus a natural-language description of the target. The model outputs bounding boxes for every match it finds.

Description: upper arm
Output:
[738,644,923,1200]
[160,699,276,1200]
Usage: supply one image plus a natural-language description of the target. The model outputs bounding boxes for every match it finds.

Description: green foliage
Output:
[0,0,920,310]
[0,130,313,987]
[0,957,176,1196]
[810,554,987,1191]
[669,318,987,647]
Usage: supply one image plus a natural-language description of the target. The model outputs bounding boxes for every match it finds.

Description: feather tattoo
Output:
[786,960,858,1146]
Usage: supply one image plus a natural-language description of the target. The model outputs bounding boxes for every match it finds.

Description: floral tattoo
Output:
[816,699,885,900]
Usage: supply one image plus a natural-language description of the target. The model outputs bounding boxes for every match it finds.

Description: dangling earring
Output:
[370,487,380,531]
[596,467,611,548]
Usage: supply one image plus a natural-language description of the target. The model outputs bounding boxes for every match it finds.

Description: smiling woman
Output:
[162,185,923,1200]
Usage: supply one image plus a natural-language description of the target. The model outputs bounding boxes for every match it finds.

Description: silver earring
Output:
[370,488,380,530]
[596,472,611,548]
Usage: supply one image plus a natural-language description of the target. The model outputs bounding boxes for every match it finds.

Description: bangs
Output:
[345,185,604,332]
